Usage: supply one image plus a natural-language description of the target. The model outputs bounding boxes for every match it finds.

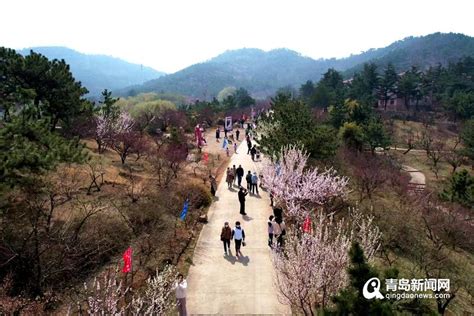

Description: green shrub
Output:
[178,183,212,210]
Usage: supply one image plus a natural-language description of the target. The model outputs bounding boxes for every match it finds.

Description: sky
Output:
[1,0,473,73]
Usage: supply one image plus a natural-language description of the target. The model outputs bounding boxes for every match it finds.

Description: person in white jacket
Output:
[175,274,187,316]
[232,221,246,257]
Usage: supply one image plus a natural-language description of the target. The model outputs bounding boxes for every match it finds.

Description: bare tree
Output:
[85,158,106,194]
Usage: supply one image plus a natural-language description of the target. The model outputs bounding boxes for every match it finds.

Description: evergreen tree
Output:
[233,88,255,108]
[339,122,365,151]
[378,63,398,110]
[98,89,119,120]
[258,93,338,160]
[0,116,87,187]
[311,69,345,108]
[440,169,474,208]
[328,103,348,129]
[397,67,422,111]
[299,80,315,103]
[329,242,395,315]
[363,118,391,153]
[348,63,379,107]
[461,119,474,162]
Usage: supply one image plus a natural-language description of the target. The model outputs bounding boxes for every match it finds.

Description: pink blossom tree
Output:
[272,210,381,315]
[261,146,349,222]
[94,112,114,154]
[108,112,145,164]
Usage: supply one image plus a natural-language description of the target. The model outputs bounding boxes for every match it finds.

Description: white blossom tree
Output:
[272,210,381,315]
[131,265,178,315]
[79,265,177,315]
[83,272,128,315]
[261,146,349,221]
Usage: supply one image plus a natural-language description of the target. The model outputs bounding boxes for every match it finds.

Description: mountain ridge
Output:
[18,46,165,97]
[120,33,473,99]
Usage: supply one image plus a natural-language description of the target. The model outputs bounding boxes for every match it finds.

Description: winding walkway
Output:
[402,165,426,191]
[186,141,290,315]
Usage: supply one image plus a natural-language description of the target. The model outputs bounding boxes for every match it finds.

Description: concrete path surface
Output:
[186,141,290,315]
[402,165,426,186]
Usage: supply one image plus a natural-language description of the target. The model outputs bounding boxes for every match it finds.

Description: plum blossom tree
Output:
[131,265,178,315]
[80,265,177,315]
[261,146,348,222]
[94,112,114,154]
[272,210,381,315]
[108,112,146,164]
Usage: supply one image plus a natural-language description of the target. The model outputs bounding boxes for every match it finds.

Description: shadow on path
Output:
[238,255,250,266]
[242,215,253,222]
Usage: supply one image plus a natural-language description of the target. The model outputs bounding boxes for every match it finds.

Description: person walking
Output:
[232,221,245,257]
[250,145,257,161]
[268,215,274,248]
[236,165,244,187]
[221,222,232,255]
[175,274,188,316]
[215,128,220,142]
[236,129,240,141]
[232,165,237,186]
[245,171,252,190]
[226,167,233,189]
[247,139,252,154]
[209,175,217,196]
[238,187,248,215]
[273,217,286,248]
[251,172,259,195]
[234,141,238,154]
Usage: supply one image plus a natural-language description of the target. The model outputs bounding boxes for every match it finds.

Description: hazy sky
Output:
[1,0,473,73]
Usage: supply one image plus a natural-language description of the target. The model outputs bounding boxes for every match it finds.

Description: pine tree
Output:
[378,63,398,110]
[329,242,395,315]
[0,116,87,187]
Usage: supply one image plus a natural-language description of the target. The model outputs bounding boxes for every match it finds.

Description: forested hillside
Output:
[18,47,165,96]
[120,33,474,99]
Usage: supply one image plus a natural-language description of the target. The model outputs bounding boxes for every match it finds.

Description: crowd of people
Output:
[175,115,283,316]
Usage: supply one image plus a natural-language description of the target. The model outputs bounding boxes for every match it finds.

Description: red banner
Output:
[303,216,311,233]
[122,247,132,273]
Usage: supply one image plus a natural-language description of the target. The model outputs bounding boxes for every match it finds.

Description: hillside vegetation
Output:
[18,47,165,97]
[121,33,474,99]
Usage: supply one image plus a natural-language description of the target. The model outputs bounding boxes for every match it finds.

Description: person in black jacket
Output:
[250,146,257,161]
[245,171,252,190]
[236,165,244,187]
[238,187,248,215]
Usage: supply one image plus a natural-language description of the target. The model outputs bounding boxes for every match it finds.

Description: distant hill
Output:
[120,33,474,99]
[343,32,474,77]
[18,47,165,96]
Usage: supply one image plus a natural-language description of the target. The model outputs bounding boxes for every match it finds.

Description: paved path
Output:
[402,165,426,191]
[186,141,290,315]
